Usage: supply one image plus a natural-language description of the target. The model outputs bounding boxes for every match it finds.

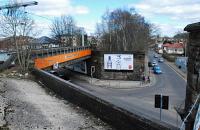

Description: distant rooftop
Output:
[163,43,184,48]
[32,36,56,44]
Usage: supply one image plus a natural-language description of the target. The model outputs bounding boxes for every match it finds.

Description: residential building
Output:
[163,43,184,54]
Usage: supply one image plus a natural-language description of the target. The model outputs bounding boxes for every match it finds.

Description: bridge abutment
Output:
[184,22,200,130]
[87,51,145,80]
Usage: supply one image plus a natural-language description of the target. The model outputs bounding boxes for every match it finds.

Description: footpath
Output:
[71,73,156,89]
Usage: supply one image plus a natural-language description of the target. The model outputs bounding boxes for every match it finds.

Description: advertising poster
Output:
[104,54,133,70]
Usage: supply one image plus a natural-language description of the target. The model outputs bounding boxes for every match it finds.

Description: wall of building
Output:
[86,51,145,81]
[184,23,200,130]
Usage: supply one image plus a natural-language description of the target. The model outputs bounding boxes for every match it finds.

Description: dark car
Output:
[148,61,153,67]
[48,69,70,80]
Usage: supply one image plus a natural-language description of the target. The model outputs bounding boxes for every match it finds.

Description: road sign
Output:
[155,94,169,121]
[155,94,169,110]
[91,66,95,74]
[53,62,59,70]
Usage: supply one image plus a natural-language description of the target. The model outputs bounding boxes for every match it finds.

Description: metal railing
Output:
[32,46,91,59]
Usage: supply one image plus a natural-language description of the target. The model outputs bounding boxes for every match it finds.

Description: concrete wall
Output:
[86,51,145,81]
[184,23,200,130]
[32,69,178,130]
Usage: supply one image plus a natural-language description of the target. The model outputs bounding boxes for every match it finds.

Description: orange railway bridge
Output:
[32,46,91,70]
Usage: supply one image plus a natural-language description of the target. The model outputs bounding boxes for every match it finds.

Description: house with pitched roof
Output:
[163,43,184,54]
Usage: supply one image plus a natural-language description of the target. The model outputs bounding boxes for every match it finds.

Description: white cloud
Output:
[74,6,89,14]
[129,0,200,36]
[22,0,90,37]
[77,22,96,35]
[132,0,200,21]
[156,23,183,36]
[27,0,90,16]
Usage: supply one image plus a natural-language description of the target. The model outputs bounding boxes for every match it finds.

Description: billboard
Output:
[104,54,133,70]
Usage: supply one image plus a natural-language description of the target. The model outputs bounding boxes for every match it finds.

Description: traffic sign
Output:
[155,94,169,110]
[155,94,169,121]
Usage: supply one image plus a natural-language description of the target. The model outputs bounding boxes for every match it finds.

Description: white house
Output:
[163,43,184,54]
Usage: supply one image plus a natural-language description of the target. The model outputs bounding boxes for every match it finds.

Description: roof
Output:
[163,43,184,48]
[32,36,56,44]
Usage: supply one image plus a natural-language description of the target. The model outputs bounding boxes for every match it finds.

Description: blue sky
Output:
[1,0,200,37]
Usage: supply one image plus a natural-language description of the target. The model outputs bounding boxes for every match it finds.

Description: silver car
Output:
[158,58,164,62]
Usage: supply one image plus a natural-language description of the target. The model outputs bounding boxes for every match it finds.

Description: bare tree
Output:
[50,15,78,46]
[0,0,37,73]
[95,8,153,52]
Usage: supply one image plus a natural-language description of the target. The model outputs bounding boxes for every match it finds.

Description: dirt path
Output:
[0,78,113,130]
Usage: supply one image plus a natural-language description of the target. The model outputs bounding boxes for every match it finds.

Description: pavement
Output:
[71,73,156,89]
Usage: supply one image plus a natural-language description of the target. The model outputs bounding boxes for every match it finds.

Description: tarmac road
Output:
[71,51,187,128]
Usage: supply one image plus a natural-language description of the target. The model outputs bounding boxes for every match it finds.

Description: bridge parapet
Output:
[34,46,91,69]
[32,46,91,59]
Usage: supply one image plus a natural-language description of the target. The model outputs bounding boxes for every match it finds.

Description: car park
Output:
[153,66,162,74]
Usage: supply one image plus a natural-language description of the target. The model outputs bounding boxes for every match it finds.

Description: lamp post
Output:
[80,27,85,46]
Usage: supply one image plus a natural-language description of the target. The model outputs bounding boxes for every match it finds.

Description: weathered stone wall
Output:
[86,51,145,81]
[184,23,200,130]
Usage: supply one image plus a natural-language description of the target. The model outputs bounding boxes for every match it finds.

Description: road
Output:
[148,51,186,107]
[71,51,187,128]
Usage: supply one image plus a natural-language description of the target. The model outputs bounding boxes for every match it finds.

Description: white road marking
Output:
[165,63,187,82]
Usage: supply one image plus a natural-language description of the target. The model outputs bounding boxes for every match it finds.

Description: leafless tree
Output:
[50,15,80,46]
[96,8,154,52]
[0,0,37,73]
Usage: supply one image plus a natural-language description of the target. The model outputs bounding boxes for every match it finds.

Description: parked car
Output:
[153,66,162,74]
[148,61,153,67]
[158,58,164,62]
[152,61,158,67]
[154,54,158,58]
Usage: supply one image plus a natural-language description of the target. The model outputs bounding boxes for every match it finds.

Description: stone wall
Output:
[86,51,145,81]
[184,23,200,130]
